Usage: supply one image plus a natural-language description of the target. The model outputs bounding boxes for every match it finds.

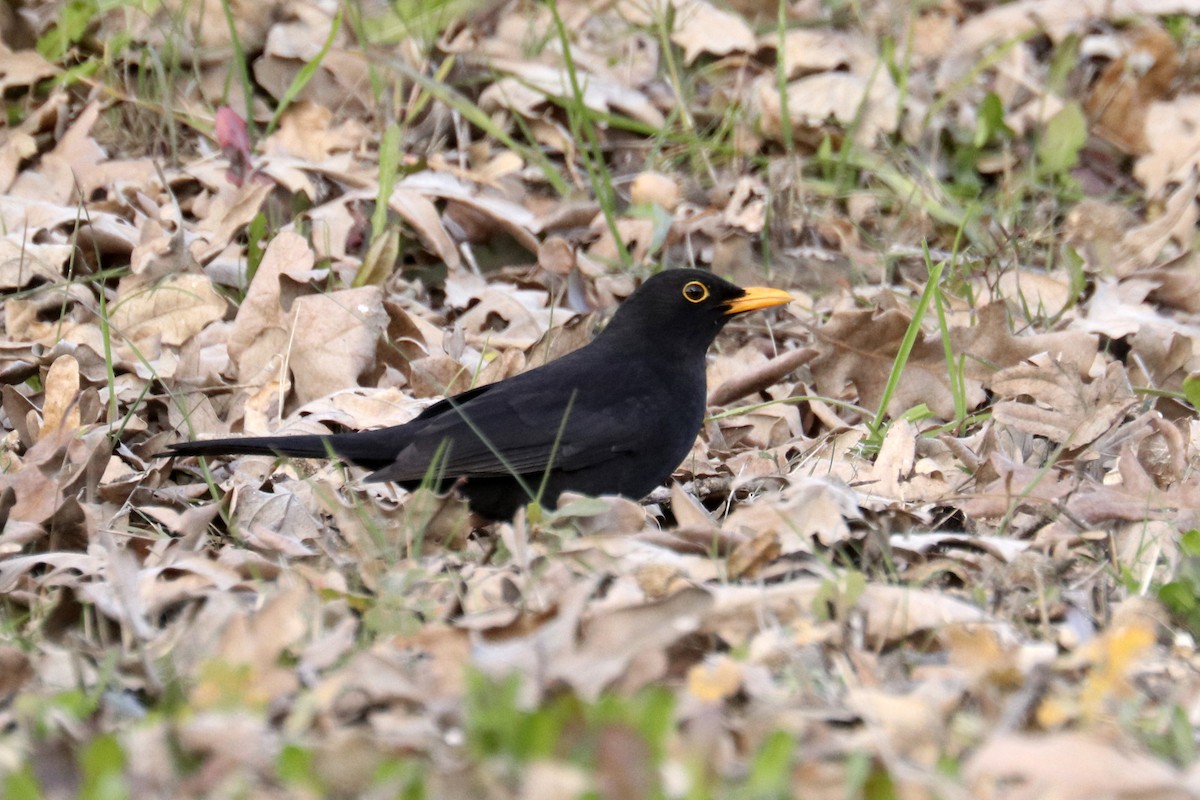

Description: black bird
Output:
[165,269,792,520]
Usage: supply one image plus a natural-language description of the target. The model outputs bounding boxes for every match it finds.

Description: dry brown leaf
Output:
[725,475,858,549]
[937,0,1200,89]
[261,101,368,162]
[987,269,1074,317]
[766,28,878,77]
[0,238,71,291]
[845,681,961,761]
[991,358,1135,446]
[288,286,386,404]
[706,578,1009,649]
[0,47,57,93]
[1076,278,1200,343]
[757,72,901,147]
[400,170,540,253]
[891,532,1031,565]
[811,300,1100,420]
[231,487,325,556]
[686,655,743,702]
[1085,25,1178,155]
[111,273,229,347]
[810,304,962,418]
[482,60,666,129]
[10,101,105,205]
[390,187,461,271]
[726,530,781,580]
[552,586,713,700]
[0,131,37,194]
[38,355,81,442]
[1068,445,1200,528]
[957,452,1075,521]
[190,180,275,262]
[1111,169,1200,276]
[227,230,316,389]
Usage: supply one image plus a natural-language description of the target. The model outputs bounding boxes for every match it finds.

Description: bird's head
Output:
[600,268,793,354]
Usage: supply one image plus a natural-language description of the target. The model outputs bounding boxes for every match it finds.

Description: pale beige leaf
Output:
[228,231,316,387]
[1135,94,1200,195]
[765,28,879,77]
[390,188,461,271]
[111,273,229,346]
[288,286,387,404]
[706,579,1009,649]
[0,49,57,93]
[670,0,755,64]
[39,354,81,441]
[758,72,901,146]
[965,733,1192,800]
[0,132,37,194]
[0,237,70,291]
[629,171,681,210]
[482,60,666,129]
[992,359,1135,446]
[190,180,275,262]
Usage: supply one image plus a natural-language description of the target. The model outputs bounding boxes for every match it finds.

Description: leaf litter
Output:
[5,0,1200,797]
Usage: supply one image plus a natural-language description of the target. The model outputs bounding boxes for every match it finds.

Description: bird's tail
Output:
[164,428,401,471]
[166,434,338,461]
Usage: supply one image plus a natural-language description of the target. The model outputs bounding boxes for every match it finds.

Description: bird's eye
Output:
[682,281,709,303]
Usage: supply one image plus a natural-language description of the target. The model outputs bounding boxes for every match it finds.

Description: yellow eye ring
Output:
[682,280,709,303]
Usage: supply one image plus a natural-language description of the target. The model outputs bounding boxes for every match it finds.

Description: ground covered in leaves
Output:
[5,0,1200,797]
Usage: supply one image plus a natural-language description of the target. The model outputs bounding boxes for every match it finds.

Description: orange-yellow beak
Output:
[723,286,794,316]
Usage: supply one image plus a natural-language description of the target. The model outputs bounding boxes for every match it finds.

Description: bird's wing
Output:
[365,376,640,483]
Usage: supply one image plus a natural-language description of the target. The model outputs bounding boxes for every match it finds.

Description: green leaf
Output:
[974,92,1012,148]
[1181,528,1200,557]
[277,744,319,788]
[37,0,97,60]
[371,123,403,244]
[1182,374,1200,411]
[1158,581,1196,614]
[745,730,795,796]
[900,403,933,423]
[245,212,269,291]
[79,734,128,800]
[3,767,42,800]
[1036,101,1087,176]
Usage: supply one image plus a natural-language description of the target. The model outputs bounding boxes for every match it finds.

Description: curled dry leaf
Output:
[765,28,879,77]
[0,48,57,94]
[991,358,1135,447]
[670,0,756,64]
[482,60,666,129]
[725,475,860,550]
[1085,25,1178,155]
[0,238,71,291]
